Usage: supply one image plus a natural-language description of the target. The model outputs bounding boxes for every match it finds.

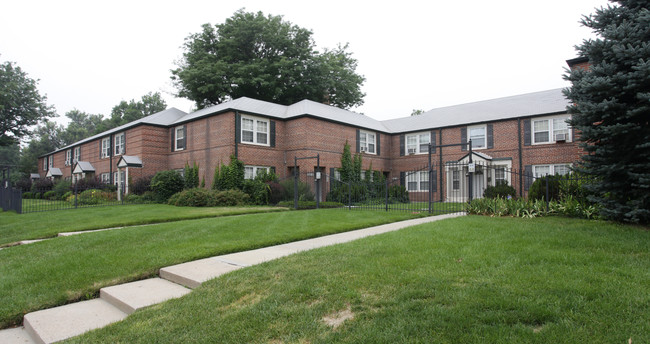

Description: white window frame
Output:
[244,165,270,180]
[241,115,269,146]
[114,132,125,156]
[113,171,125,186]
[100,173,110,184]
[73,147,81,163]
[533,164,572,177]
[48,155,53,168]
[175,126,185,151]
[65,150,72,166]
[406,171,429,192]
[359,130,376,154]
[43,157,48,171]
[101,137,111,158]
[452,169,461,190]
[532,115,572,144]
[468,125,487,150]
[406,132,431,155]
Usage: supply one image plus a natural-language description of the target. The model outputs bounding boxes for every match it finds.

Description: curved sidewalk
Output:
[0,212,463,344]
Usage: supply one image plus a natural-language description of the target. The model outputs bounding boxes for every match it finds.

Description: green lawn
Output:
[0,204,285,246]
[0,209,420,329]
[66,216,649,344]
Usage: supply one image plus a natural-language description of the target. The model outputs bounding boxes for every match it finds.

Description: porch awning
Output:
[46,168,62,177]
[451,152,494,165]
[73,161,95,174]
[117,155,143,168]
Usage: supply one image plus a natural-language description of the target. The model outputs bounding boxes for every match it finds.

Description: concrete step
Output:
[100,278,191,314]
[24,299,127,344]
[160,258,244,289]
[0,327,36,344]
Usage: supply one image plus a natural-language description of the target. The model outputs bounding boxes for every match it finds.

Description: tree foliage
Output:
[18,120,64,175]
[171,10,365,109]
[563,0,650,223]
[105,92,167,130]
[0,60,55,146]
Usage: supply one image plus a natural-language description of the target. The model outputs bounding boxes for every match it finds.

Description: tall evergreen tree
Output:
[563,0,650,223]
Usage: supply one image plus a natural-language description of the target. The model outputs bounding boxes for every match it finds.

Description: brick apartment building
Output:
[38,86,583,201]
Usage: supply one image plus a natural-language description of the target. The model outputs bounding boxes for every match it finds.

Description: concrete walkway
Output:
[0,213,463,344]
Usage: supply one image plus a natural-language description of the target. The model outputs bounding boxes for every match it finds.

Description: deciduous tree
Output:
[171,10,365,109]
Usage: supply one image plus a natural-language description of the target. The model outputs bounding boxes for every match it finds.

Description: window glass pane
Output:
[406,135,417,152]
[244,167,254,180]
[554,164,570,175]
[553,117,569,139]
[452,170,460,190]
[469,127,486,148]
[242,118,253,131]
[534,132,549,143]
[256,120,267,133]
[495,168,505,182]
[367,143,375,153]
[257,132,267,144]
[419,134,430,144]
[534,120,549,132]
[534,166,550,177]
[242,131,254,142]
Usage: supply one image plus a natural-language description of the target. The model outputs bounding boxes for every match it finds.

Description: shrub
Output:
[267,182,285,205]
[212,155,245,191]
[22,192,33,199]
[31,178,53,193]
[141,191,157,203]
[43,190,58,200]
[169,188,215,207]
[151,170,185,203]
[70,189,115,205]
[52,180,72,199]
[243,179,270,205]
[388,185,409,203]
[483,182,516,199]
[184,162,200,189]
[280,179,314,202]
[528,175,562,202]
[131,175,153,195]
[15,178,32,192]
[62,191,73,201]
[213,189,249,206]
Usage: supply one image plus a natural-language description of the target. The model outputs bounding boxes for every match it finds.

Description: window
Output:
[114,133,125,155]
[100,173,110,184]
[406,171,429,191]
[495,167,506,185]
[406,132,430,154]
[241,116,269,146]
[43,157,48,171]
[48,156,53,168]
[175,126,185,151]
[533,164,571,177]
[73,147,81,163]
[468,125,486,149]
[244,166,270,180]
[65,150,72,166]
[532,115,571,144]
[101,138,111,158]
[452,170,460,190]
[359,130,376,154]
[113,171,125,186]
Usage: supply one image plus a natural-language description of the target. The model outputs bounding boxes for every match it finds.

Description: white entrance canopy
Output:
[117,155,143,168]
[45,168,62,178]
[73,161,95,174]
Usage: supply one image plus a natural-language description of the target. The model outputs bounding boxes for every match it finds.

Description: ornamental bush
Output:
[168,188,214,207]
[528,175,562,202]
[483,182,516,199]
[151,170,185,203]
[213,189,249,206]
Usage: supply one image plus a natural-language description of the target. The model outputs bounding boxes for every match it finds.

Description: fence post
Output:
[348,182,351,210]
[545,175,549,213]
[385,178,389,212]
[294,157,298,210]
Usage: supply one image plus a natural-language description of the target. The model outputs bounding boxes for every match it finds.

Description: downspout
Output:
[234,111,239,158]
[517,118,523,198]
[439,128,443,202]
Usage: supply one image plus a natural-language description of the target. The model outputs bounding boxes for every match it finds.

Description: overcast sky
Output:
[1,0,609,125]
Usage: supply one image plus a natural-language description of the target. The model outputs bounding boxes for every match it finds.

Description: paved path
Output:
[0,213,463,344]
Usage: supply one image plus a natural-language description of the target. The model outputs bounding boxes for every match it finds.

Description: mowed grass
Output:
[68,216,649,344]
[0,209,420,329]
[0,204,286,246]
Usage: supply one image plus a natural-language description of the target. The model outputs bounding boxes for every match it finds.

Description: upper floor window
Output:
[241,116,269,145]
[73,147,81,163]
[532,115,571,144]
[175,126,185,151]
[468,125,487,149]
[101,137,111,158]
[244,165,270,180]
[65,150,72,166]
[48,155,53,168]
[359,130,376,154]
[114,133,125,155]
[43,157,48,171]
[406,132,430,154]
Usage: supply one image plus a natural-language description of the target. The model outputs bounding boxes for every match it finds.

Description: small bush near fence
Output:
[168,188,250,207]
[483,182,516,199]
[151,170,184,203]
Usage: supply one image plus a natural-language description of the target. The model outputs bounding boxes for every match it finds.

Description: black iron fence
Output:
[1,178,150,214]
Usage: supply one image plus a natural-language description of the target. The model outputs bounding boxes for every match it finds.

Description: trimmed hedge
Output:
[277,201,344,209]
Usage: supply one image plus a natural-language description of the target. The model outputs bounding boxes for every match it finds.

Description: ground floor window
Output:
[533,164,571,177]
[407,171,429,192]
[100,173,110,184]
[452,170,460,190]
[244,165,270,180]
